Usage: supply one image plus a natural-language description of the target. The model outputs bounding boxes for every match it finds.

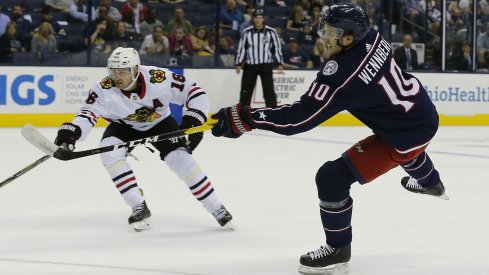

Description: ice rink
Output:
[0,126,488,275]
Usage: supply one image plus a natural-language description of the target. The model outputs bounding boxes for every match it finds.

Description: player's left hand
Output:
[211,103,255,138]
[180,115,204,152]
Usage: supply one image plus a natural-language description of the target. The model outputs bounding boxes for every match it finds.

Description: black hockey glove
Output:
[211,103,255,138]
[180,112,205,152]
[54,123,81,151]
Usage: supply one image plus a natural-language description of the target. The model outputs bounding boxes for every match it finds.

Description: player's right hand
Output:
[211,103,255,138]
[54,123,81,151]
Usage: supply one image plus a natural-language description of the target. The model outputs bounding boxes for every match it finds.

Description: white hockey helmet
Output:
[107,47,141,90]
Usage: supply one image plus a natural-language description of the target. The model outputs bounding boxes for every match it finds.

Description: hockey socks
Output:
[401,152,440,188]
[319,197,353,247]
[165,149,223,214]
[106,160,144,208]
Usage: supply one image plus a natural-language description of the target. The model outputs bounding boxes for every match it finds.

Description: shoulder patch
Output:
[322,60,338,76]
[100,77,115,89]
[149,69,166,83]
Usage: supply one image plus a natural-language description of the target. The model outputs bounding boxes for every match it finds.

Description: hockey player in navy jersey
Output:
[211,3,446,274]
[54,47,233,231]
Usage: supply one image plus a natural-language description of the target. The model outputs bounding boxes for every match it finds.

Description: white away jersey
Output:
[72,66,209,141]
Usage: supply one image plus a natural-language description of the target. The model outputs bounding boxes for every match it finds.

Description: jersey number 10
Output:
[377,60,420,112]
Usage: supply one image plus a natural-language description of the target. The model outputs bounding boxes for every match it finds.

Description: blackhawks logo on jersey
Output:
[149,69,166,83]
[125,107,161,122]
[100,77,115,89]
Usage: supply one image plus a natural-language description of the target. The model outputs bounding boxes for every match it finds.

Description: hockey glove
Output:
[54,123,81,151]
[180,113,204,152]
[211,103,255,138]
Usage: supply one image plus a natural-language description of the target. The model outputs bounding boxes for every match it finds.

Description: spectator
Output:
[426,0,441,34]
[282,37,307,69]
[191,26,214,56]
[139,8,164,38]
[209,26,234,50]
[296,0,311,13]
[0,5,11,37]
[97,0,122,22]
[121,13,137,33]
[219,35,237,67]
[243,2,256,22]
[45,0,73,13]
[10,5,34,49]
[220,0,244,30]
[108,21,138,49]
[69,0,96,23]
[402,0,424,34]
[39,6,66,36]
[239,3,255,35]
[120,0,148,33]
[477,23,489,68]
[31,22,58,54]
[274,26,286,48]
[308,3,322,30]
[86,18,111,53]
[452,41,473,71]
[480,0,489,23]
[139,25,169,55]
[306,39,326,69]
[89,6,117,37]
[393,34,419,70]
[168,27,192,57]
[454,19,468,43]
[298,23,316,46]
[165,7,193,35]
[286,5,309,32]
[0,22,25,63]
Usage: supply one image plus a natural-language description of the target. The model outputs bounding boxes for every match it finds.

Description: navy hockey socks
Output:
[401,152,440,188]
[319,197,353,247]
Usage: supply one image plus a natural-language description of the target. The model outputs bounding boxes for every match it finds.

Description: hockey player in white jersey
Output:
[53,47,233,231]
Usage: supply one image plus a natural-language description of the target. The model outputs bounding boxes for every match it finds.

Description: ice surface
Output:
[0,126,488,275]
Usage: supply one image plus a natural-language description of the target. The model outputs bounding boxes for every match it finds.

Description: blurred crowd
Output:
[0,0,488,71]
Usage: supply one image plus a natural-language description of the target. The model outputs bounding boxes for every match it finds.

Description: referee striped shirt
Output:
[236,25,284,65]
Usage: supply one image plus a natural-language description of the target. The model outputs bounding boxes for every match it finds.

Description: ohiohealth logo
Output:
[0,74,56,105]
[424,86,489,102]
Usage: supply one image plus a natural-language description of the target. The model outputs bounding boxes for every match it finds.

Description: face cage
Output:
[317,20,345,40]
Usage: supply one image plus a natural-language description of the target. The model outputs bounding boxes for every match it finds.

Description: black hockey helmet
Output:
[253,9,265,18]
[318,3,370,42]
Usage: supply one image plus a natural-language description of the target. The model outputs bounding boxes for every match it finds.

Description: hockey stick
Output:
[21,123,214,161]
[0,155,51,188]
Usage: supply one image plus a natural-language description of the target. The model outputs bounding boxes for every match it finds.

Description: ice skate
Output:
[401,177,449,200]
[212,205,234,230]
[298,244,351,275]
[128,201,151,232]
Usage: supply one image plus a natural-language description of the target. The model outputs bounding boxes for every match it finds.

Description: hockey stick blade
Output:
[22,124,214,161]
[22,124,60,156]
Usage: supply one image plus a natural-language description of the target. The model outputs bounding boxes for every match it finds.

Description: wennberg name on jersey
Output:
[251,30,438,153]
[72,66,209,141]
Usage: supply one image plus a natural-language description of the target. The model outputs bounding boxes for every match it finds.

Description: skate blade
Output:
[131,218,151,232]
[298,263,348,275]
[437,193,449,200]
[222,221,235,230]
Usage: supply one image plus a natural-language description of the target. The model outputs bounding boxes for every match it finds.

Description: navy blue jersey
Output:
[250,30,439,152]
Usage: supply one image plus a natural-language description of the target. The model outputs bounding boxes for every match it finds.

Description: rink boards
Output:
[0,67,488,126]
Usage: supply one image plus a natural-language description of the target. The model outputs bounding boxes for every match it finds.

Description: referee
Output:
[235,9,284,107]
